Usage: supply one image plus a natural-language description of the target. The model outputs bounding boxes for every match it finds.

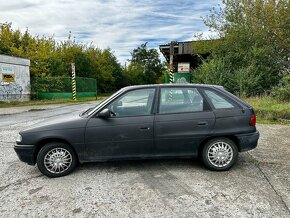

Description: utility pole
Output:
[71,63,77,101]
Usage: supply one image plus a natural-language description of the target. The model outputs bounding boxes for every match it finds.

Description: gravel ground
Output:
[0,102,289,217]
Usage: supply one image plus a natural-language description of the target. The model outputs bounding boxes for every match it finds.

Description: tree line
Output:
[0,24,164,94]
[1,0,289,100]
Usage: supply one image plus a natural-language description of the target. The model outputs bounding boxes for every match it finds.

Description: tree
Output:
[127,43,164,84]
[193,0,290,96]
[0,23,124,93]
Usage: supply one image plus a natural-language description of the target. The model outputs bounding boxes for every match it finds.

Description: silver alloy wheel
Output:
[207,141,233,168]
[44,148,72,174]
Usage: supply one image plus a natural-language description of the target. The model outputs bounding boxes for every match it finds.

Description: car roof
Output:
[122,83,224,91]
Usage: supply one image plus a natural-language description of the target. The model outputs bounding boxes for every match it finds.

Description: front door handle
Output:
[197,122,208,126]
[140,127,150,131]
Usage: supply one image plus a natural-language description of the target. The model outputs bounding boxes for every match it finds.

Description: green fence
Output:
[31,77,97,99]
[165,73,192,84]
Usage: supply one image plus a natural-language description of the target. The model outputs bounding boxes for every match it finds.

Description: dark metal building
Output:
[159,40,211,72]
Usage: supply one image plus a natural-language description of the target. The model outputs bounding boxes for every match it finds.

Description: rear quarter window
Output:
[204,89,236,109]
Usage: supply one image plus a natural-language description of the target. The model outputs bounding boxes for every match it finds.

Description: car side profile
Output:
[15,84,259,177]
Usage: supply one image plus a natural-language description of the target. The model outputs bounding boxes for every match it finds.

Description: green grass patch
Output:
[0,96,108,108]
[243,96,290,125]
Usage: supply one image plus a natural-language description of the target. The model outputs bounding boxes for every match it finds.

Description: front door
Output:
[85,88,156,160]
[154,87,215,156]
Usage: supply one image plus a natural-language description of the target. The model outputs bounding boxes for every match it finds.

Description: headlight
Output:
[16,134,22,143]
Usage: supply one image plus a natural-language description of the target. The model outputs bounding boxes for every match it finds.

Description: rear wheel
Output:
[37,142,77,177]
[202,138,238,171]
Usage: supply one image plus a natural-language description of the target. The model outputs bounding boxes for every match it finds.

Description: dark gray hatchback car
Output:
[15,84,259,177]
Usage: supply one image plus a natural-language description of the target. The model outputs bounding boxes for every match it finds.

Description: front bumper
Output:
[236,130,260,152]
[14,145,36,165]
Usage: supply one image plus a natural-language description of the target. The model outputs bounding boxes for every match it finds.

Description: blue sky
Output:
[0,0,221,63]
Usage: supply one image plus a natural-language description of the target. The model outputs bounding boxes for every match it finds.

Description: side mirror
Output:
[98,108,111,118]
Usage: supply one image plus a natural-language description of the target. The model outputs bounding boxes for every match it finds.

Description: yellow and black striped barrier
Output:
[71,63,77,101]
[169,69,174,84]
[169,69,174,100]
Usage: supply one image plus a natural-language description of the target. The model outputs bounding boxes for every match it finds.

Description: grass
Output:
[242,96,290,125]
[0,96,109,108]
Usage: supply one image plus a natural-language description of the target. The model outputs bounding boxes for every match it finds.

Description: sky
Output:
[0,0,221,64]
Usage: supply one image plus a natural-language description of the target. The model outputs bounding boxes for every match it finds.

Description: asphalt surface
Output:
[0,102,289,217]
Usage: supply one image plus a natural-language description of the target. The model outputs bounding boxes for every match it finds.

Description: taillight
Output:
[249,114,256,126]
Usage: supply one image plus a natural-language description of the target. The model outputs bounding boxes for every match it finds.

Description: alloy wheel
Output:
[44,148,72,174]
[207,142,234,168]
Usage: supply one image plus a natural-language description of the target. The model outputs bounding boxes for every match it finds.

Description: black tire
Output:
[202,138,238,171]
[37,142,77,178]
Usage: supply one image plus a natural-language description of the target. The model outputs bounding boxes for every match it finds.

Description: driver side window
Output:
[108,88,155,117]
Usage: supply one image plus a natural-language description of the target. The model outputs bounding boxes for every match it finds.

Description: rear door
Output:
[154,86,215,156]
[201,88,252,134]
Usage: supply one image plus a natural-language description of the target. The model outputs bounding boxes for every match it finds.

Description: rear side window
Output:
[159,87,204,114]
[204,90,235,109]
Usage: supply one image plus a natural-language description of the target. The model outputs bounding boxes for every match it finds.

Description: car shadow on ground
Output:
[77,157,203,171]
[71,153,250,177]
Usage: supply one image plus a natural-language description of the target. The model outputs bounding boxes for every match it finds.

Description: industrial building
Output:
[159,40,212,83]
[0,54,31,101]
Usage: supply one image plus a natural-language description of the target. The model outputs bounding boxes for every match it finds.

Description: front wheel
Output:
[37,142,77,177]
[202,138,238,171]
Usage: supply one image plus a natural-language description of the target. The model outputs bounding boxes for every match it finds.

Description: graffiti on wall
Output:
[0,82,23,100]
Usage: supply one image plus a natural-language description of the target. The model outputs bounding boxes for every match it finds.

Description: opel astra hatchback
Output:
[15,84,259,177]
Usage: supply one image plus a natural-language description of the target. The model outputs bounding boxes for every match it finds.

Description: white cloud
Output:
[0,0,221,63]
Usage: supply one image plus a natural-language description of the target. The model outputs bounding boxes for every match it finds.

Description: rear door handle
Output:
[140,127,150,131]
[197,122,208,126]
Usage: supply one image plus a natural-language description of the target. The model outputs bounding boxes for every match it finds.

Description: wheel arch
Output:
[198,135,240,157]
[34,138,80,164]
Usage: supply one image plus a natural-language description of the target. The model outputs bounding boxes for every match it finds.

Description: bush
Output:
[271,75,290,102]
[194,0,289,97]
[31,77,67,93]
[192,57,235,92]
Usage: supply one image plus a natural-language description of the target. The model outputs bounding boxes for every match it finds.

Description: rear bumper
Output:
[236,130,260,152]
[14,145,36,165]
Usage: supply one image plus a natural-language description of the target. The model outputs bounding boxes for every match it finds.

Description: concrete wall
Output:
[0,54,30,101]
